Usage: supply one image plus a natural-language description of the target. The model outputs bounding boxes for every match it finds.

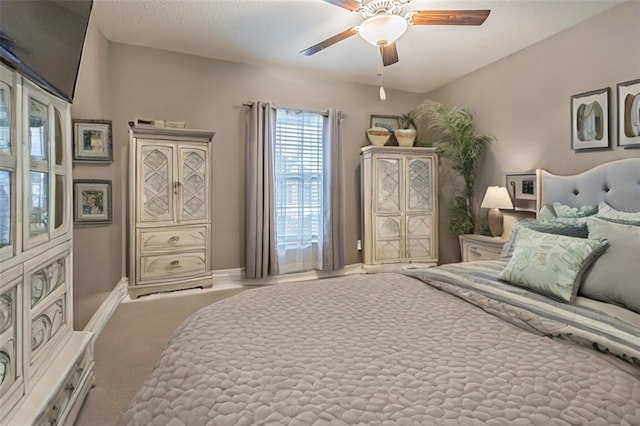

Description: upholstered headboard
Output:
[537,158,640,212]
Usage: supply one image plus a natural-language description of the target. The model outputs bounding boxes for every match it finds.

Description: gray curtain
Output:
[322,108,345,271]
[244,102,278,279]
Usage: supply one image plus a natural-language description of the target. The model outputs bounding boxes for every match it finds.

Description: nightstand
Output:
[459,234,506,262]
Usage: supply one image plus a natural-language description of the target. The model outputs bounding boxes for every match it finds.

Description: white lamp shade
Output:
[358,14,408,47]
[481,186,513,209]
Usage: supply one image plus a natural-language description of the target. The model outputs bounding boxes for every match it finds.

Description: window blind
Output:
[274,109,323,246]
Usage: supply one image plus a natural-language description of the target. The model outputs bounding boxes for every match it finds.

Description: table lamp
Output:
[481,186,513,237]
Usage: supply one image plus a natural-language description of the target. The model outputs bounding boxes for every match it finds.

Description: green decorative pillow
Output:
[498,227,608,302]
[499,218,588,258]
[537,204,557,219]
[552,202,598,218]
[595,202,640,226]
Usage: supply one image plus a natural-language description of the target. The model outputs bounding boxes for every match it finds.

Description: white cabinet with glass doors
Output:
[0,64,93,426]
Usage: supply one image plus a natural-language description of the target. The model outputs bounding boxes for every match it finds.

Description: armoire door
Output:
[405,156,435,259]
[177,145,208,224]
[373,156,403,262]
[137,142,175,225]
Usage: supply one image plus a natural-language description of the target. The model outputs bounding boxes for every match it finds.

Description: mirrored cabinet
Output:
[23,81,70,250]
[0,64,93,426]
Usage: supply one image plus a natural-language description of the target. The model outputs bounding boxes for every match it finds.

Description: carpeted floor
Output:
[75,287,248,426]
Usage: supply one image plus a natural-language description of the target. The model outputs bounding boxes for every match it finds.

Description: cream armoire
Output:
[361,146,438,269]
[0,64,94,425]
[128,126,215,298]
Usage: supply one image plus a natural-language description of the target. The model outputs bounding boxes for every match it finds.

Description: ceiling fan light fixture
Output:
[358,14,408,47]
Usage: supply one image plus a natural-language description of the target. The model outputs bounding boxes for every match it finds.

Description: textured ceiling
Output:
[91,0,623,93]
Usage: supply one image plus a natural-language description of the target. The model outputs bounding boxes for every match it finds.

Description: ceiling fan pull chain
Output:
[377,57,387,101]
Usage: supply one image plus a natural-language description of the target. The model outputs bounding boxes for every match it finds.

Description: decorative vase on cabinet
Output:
[128,125,215,298]
[360,146,438,270]
[394,128,417,147]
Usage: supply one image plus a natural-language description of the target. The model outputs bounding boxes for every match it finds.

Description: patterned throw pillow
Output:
[552,202,598,218]
[498,227,608,303]
[499,218,589,258]
[595,202,640,226]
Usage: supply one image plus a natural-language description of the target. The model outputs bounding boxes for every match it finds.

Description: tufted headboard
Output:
[536,158,640,212]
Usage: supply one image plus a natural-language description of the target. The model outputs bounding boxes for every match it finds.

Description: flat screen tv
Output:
[0,0,93,102]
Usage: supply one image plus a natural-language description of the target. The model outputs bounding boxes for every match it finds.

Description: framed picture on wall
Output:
[73,119,113,163]
[370,114,400,144]
[73,179,113,224]
[570,88,610,151]
[369,114,400,133]
[616,78,640,148]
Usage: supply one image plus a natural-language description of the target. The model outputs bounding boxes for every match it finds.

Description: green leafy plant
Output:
[398,111,417,130]
[414,100,495,237]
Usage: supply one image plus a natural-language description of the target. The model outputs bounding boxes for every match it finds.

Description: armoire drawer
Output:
[139,251,207,281]
[138,226,207,254]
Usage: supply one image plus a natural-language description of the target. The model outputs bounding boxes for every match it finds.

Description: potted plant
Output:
[414,100,494,236]
[395,112,418,147]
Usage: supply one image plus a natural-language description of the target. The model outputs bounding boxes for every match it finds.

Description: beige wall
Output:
[425,1,640,264]
[71,23,424,327]
[71,19,119,329]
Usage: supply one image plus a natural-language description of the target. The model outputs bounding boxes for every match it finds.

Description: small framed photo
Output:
[616,78,640,148]
[73,119,113,163]
[571,88,610,151]
[74,179,112,224]
[369,114,400,133]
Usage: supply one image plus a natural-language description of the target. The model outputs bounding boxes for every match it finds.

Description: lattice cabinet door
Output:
[405,156,436,260]
[177,146,208,223]
[138,142,175,224]
[373,155,404,261]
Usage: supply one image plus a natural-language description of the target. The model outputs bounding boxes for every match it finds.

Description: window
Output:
[273,109,324,272]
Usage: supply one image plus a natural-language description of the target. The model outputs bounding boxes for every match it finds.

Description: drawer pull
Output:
[169,260,180,268]
[470,247,481,255]
[65,383,75,392]
[168,236,180,243]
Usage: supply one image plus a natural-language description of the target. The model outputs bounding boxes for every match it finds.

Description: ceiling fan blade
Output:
[300,27,358,56]
[381,42,399,67]
[410,10,491,26]
[321,0,361,12]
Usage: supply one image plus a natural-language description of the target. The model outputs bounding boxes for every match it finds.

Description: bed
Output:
[119,158,640,425]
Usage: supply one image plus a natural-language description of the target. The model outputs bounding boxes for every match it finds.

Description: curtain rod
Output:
[242,102,347,119]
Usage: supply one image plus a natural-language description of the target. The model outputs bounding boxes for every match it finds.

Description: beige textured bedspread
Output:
[119,273,640,425]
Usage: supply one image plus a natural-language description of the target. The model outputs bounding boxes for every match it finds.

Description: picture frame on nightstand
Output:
[505,172,537,212]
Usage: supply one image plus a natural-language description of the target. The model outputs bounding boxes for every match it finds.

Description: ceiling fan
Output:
[301,0,490,66]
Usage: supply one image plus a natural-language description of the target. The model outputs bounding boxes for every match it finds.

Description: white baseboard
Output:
[117,264,365,303]
[237,263,364,286]
[83,277,128,338]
